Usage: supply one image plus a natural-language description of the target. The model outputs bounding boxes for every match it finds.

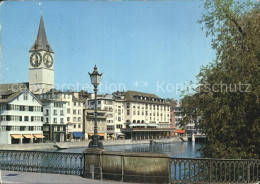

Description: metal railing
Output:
[0,150,259,183]
[0,150,84,176]
[170,158,260,183]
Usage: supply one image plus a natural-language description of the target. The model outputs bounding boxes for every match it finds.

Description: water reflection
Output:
[57,142,201,158]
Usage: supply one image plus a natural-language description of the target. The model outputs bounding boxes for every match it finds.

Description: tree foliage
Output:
[181,0,260,159]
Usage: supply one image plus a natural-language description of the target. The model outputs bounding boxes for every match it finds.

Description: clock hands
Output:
[44,53,53,68]
[30,53,41,67]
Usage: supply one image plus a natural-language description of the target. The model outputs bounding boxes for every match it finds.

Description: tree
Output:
[181,0,260,159]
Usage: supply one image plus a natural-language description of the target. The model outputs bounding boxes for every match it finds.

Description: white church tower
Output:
[29,16,54,94]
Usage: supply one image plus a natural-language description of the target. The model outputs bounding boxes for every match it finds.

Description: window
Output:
[127,110,130,115]
[126,103,130,108]
[74,102,76,106]
[73,110,76,114]
[24,93,28,100]
[73,124,76,128]
[24,106,29,111]
[54,118,57,123]
[107,125,114,130]
[46,118,49,123]
[43,126,49,131]
[60,118,64,123]
[24,116,29,121]
[67,108,70,113]
[133,111,136,115]
[67,117,70,121]
[45,109,49,115]
[78,124,81,128]
[54,126,57,131]
[53,110,57,115]
[118,117,121,121]
[60,126,64,131]
[116,124,122,129]
[78,110,81,114]
[60,110,64,115]
[78,117,81,122]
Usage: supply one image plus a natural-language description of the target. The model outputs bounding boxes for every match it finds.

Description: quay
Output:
[0,137,182,151]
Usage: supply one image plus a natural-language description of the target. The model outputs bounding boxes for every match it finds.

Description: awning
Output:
[72,132,84,138]
[175,129,185,134]
[116,133,125,136]
[23,134,34,138]
[88,133,105,136]
[129,124,147,127]
[147,124,158,127]
[33,134,45,138]
[11,134,23,139]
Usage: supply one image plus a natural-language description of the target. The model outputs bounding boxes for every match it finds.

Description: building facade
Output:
[83,109,107,140]
[41,100,66,142]
[0,87,44,144]
[85,91,173,140]
[87,94,115,139]
[37,91,86,141]
[117,91,173,140]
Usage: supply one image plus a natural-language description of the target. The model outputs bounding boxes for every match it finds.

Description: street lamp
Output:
[88,65,104,149]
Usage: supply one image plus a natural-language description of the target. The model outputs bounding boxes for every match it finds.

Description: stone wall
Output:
[0,143,54,150]
[84,149,170,183]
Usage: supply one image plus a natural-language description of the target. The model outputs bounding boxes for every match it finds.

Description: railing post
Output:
[247,160,250,183]
[100,154,103,180]
[209,159,212,184]
[121,155,124,182]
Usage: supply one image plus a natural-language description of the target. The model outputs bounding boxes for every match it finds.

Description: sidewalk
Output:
[0,170,125,184]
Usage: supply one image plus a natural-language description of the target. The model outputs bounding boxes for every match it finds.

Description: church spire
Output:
[30,16,54,53]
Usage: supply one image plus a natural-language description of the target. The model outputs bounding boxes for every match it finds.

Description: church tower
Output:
[29,16,54,93]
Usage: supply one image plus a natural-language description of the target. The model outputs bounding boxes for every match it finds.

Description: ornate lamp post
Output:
[88,65,104,149]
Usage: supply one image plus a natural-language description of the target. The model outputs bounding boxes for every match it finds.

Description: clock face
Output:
[43,53,54,68]
[30,52,42,67]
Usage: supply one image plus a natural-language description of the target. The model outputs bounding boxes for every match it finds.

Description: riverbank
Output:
[0,137,182,151]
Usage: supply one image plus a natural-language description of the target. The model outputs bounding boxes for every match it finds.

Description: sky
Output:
[0,0,215,100]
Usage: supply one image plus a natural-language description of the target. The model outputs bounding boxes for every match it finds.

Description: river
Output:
[56,142,202,158]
